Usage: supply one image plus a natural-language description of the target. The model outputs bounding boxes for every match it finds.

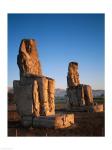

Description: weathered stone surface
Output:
[83,84,93,105]
[21,116,32,128]
[67,62,80,87]
[17,39,42,79]
[48,79,55,115]
[93,104,104,112]
[67,86,85,107]
[33,80,40,117]
[14,39,55,118]
[14,76,55,117]
[66,62,93,108]
[54,114,74,129]
[33,114,74,129]
[33,116,54,128]
[13,81,33,116]
[20,114,74,128]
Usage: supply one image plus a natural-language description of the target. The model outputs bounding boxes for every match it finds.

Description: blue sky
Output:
[8,14,104,90]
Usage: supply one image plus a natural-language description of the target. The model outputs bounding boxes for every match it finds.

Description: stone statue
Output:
[67,61,93,108]
[14,39,55,118]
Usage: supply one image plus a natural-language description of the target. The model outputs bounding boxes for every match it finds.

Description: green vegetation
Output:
[94,97,104,104]
[55,97,104,110]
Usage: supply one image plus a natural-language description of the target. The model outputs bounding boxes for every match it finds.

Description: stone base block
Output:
[93,104,104,112]
[33,114,74,129]
[21,116,32,128]
[13,81,33,116]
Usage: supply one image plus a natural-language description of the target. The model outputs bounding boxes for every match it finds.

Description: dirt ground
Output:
[8,112,104,137]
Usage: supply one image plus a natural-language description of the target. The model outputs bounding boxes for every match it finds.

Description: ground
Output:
[8,97,104,136]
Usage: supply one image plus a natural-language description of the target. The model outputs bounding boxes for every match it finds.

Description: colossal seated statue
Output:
[67,62,93,108]
[14,39,55,117]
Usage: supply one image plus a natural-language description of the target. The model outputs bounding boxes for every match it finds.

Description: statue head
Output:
[68,62,79,75]
[19,39,37,55]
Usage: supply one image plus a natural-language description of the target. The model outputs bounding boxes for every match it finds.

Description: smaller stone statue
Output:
[67,61,93,108]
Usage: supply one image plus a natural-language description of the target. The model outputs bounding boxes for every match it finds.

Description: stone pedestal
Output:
[21,116,33,128]
[21,114,74,129]
[93,104,104,112]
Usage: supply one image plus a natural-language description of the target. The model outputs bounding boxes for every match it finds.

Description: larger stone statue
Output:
[66,62,93,108]
[13,39,55,118]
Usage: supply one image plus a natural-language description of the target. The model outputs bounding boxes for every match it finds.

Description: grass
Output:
[94,97,104,104]
[55,97,104,110]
